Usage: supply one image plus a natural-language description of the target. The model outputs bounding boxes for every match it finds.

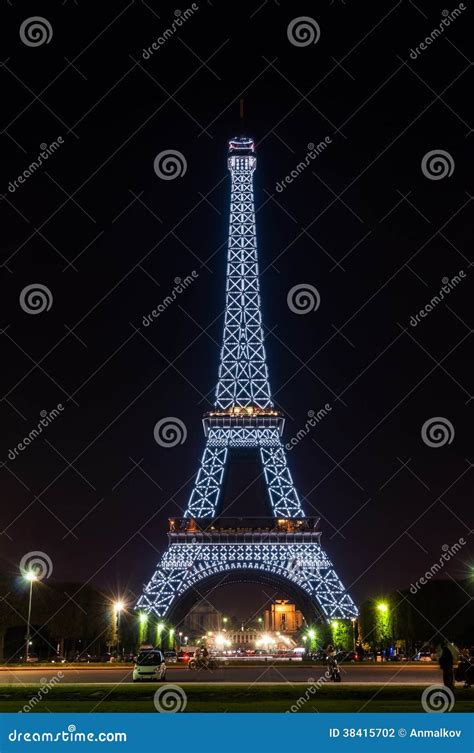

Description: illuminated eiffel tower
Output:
[137,137,357,623]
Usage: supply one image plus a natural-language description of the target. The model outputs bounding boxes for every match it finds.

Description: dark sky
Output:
[1,0,472,620]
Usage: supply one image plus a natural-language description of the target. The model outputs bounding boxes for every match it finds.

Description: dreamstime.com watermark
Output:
[286,673,332,712]
[8,138,64,193]
[8,726,127,743]
[19,673,64,712]
[142,5,199,59]
[409,4,467,60]
[410,538,466,594]
[286,405,332,450]
[275,138,332,192]
[409,270,466,326]
[142,272,198,327]
[6,404,64,462]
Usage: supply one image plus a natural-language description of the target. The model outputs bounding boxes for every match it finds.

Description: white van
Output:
[132,649,167,682]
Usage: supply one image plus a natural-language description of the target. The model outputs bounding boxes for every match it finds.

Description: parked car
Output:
[74,653,92,663]
[415,651,432,662]
[132,650,167,682]
[25,654,39,663]
[164,650,177,663]
[177,650,194,662]
[335,651,359,663]
[49,654,66,663]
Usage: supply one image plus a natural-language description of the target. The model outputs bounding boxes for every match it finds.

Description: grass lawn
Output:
[0,683,472,713]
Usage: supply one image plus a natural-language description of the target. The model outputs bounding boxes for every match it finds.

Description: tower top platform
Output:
[228,136,255,155]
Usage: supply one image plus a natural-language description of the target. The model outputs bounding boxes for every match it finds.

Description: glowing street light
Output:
[113,601,125,659]
[23,571,38,662]
[377,602,388,613]
[307,629,316,639]
[138,612,148,625]
[351,617,357,650]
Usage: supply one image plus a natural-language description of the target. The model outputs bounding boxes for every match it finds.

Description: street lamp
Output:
[24,571,37,662]
[376,602,388,612]
[114,601,124,659]
[156,622,165,647]
[351,617,356,650]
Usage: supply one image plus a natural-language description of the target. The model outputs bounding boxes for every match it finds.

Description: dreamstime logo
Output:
[410,537,466,594]
[409,4,467,60]
[153,684,187,713]
[421,685,455,713]
[421,150,455,180]
[285,405,332,450]
[287,17,320,47]
[8,138,64,194]
[6,404,65,462]
[19,17,53,47]
[275,138,332,193]
[153,150,187,180]
[142,271,198,327]
[421,417,454,448]
[409,270,466,327]
[20,672,64,712]
[19,551,53,580]
[19,284,53,315]
[287,673,331,712]
[153,418,187,447]
[142,4,199,59]
[287,284,320,314]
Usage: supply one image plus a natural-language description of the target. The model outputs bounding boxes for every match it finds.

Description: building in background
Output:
[264,600,304,633]
[182,602,222,634]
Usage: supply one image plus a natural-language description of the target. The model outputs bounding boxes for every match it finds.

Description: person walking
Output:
[439,642,454,690]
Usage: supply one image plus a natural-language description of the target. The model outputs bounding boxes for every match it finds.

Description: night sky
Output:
[1,0,472,620]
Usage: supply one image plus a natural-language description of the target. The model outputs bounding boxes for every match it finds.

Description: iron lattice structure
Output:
[138,137,357,621]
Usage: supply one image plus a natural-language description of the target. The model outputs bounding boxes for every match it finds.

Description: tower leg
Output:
[261,441,305,518]
[185,443,227,518]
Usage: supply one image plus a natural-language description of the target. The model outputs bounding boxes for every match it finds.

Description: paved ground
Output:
[0,663,441,685]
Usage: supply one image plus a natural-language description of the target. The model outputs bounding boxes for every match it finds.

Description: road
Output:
[0,663,441,685]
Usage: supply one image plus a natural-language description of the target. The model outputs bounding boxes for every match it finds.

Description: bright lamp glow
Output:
[377,602,388,612]
[114,601,124,612]
[138,612,148,625]
[24,571,37,582]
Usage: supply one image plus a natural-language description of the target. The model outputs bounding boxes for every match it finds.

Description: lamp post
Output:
[114,601,124,659]
[24,571,37,662]
[351,617,356,651]
[376,602,389,660]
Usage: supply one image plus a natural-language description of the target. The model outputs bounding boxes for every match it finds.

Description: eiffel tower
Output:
[137,137,357,623]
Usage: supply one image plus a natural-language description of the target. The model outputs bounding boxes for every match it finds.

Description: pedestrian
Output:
[462,647,474,688]
[439,641,454,690]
